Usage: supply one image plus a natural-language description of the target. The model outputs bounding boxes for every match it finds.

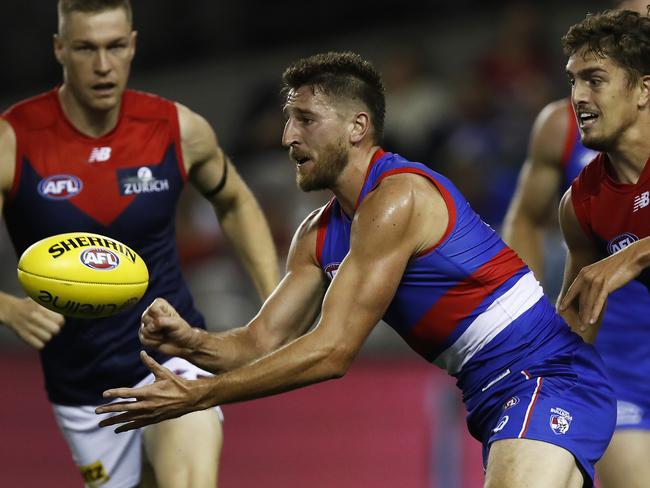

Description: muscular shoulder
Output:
[0,119,17,193]
[287,204,329,267]
[175,102,218,171]
[529,98,571,169]
[357,173,448,256]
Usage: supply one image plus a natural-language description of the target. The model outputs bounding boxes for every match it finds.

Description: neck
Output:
[330,145,381,217]
[606,119,650,184]
[57,85,121,137]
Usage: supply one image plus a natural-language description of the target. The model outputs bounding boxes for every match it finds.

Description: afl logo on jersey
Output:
[80,248,120,270]
[607,232,639,255]
[38,175,83,200]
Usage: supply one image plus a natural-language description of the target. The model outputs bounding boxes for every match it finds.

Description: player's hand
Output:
[0,294,65,349]
[559,249,642,327]
[96,351,208,433]
[139,298,201,357]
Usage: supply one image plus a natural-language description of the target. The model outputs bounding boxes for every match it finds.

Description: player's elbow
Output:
[320,342,357,379]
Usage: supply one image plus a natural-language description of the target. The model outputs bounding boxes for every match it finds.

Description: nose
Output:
[572,80,590,106]
[282,118,298,148]
[94,48,111,75]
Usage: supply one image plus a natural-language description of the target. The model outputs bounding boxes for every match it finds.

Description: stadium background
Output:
[0,1,615,486]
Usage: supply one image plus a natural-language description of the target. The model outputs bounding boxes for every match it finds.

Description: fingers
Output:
[140,350,170,379]
[559,281,578,312]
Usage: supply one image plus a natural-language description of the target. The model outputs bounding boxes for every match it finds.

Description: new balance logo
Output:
[89,147,112,163]
[633,191,649,212]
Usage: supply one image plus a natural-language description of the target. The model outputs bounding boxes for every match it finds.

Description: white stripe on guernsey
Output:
[434,272,544,374]
[518,377,543,438]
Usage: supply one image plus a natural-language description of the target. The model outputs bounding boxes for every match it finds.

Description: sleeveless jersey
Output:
[571,152,650,349]
[2,88,206,405]
[316,150,581,397]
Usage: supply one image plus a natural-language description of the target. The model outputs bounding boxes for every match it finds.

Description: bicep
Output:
[507,105,566,226]
[558,189,599,296]
[247,216,327,349]
[0,119,17,207]
[314,176,437,355]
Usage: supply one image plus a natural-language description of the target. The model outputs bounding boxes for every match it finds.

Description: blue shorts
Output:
[464,341,616,486]
[595,283,650,431]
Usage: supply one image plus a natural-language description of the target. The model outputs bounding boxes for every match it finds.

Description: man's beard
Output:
[297,140,349,192]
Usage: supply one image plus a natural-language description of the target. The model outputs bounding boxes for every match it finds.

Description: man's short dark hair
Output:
[58,0,133,28]
[282,52,386,144]
[562,8,650,85]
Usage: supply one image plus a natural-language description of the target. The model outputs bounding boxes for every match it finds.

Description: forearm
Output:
[193,327,348,409]
[216,192,279,300]
[181,324,271,373]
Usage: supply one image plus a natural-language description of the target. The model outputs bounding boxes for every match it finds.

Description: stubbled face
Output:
[282,86,351,192]
[55,8,136,113]
[566,49,641,151]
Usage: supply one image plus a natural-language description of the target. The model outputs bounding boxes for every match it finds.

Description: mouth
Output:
[577,110,599,129]
[290,150,312,166]
[91,82,117,95]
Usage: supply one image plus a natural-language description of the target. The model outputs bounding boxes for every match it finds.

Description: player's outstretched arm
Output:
[96,173,443,432]
[0,119,65,348]
[556,188,650,342]
[502,100,568,280]
[138,208,329,374]
[177,103,280,300]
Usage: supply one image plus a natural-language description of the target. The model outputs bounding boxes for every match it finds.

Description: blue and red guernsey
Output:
[316,150,571,394]
[2,88,205,405]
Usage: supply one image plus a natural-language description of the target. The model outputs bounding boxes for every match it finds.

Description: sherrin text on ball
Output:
[17,232,149,319]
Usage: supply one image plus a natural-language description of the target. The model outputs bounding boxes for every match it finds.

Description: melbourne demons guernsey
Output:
[317,150,581,396]
[572,153,650,346]
[2,88,206,405]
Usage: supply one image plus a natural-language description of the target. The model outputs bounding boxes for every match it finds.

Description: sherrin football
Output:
[17,232,149,319]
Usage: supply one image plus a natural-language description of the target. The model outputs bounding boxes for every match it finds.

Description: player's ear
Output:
[349,111,370,144]
[639,74,650,108]
[129,30,138,60]
[53,34,64,65]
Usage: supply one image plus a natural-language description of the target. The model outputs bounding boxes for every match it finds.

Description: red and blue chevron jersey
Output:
[2,88,205,405]
[316,150,579,395]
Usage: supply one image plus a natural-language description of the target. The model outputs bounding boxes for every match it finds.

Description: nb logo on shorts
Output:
[549,407,572,435]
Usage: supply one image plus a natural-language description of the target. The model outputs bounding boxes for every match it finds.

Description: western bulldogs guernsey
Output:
[317,150,615,483]
[564,102,650,430]
[2,88,205,405]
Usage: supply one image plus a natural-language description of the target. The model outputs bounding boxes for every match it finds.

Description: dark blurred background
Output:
[0,1,616,486]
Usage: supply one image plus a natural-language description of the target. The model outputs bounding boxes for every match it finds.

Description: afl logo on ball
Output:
[607,232,639,255]
[38,175,83,200]
[80,248,120,270]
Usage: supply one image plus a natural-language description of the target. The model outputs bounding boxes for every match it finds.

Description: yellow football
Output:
[17,232,149,319]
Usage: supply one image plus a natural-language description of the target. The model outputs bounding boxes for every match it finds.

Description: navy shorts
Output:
[465,341,616,486]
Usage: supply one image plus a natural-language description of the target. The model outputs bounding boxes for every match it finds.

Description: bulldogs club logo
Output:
[549,407,573,435]
[38,175,83,200]
[324,262,340,280]
[80,248,120,270]
[607,233,639,255]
